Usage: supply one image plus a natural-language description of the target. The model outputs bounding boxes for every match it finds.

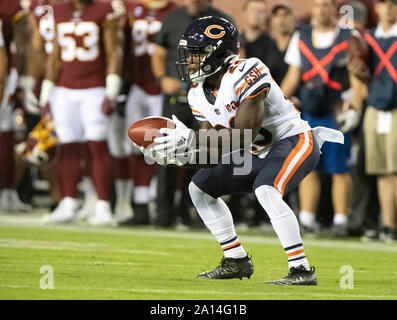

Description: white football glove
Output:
[153,115,195,154]
[132,141,185,167]
[19,76,40,115]
[132,141,161,164]
[336,109,361,133]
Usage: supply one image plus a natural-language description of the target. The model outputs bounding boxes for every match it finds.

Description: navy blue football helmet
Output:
[176,16,240,83]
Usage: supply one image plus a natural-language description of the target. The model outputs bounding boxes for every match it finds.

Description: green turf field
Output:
[0,219,397,300]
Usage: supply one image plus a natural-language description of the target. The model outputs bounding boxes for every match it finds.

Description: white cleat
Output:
[88,200,117,226]
[76,195,97,221]
[0,189,32,213]
[42,197,78,224]
[114,200,134,223]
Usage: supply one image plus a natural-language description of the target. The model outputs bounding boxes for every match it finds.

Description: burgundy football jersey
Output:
[52,0,123,89]
[125,0,179,95]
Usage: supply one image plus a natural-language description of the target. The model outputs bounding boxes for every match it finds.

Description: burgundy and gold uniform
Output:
[125,0,179,95]
[0,0,28,126]
[43,0,125,222]
[0,0,32,212]
[52,0,122,89]
[110,0,179,217]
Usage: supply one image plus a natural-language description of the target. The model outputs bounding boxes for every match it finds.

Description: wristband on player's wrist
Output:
[105,74,122,100]
[39,79,55,107]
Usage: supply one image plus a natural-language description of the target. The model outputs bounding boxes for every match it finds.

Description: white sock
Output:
[1,189,12,198]
[255,185,310,270]
[95,200,112,217]
[299,210,316,228]
[189,182,247,259]
[63,197,79,212]
[134,186,151,204]
[333,213,347,226]
[81,177,97,198]
[115,179,129,203]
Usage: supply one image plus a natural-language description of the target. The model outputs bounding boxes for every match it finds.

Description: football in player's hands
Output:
[127,116,176,148]
[101,96,116,116]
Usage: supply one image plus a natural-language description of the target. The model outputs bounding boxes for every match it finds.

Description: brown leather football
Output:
[127,116,176,148]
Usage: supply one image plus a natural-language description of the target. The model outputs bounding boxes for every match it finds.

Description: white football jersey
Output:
[188,57,311,158]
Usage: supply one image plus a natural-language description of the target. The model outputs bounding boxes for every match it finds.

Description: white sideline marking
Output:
[0,238,105,248]
[39,226,397,253]
[86,261,186,268]
[0,284,29,289]
[0,259,185,268]
[1,220,397,253]
[0,238,168,256]
[0,283,396,299]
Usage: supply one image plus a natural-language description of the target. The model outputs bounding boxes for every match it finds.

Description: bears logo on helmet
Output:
[204,25,226,39]
[176,16,239,83]
[16,117,60,169]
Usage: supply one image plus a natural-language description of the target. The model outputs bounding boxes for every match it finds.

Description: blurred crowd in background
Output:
[0,0,396,243]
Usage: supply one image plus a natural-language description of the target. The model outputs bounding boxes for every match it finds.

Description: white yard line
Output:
[84,261,186,267]
[0,259,186,268]
[1,219,397,253]
[39,226,397,253]
[0,283,396,299]
[0,284,30,289]
[0,238,105,248]
[0,238,169,256]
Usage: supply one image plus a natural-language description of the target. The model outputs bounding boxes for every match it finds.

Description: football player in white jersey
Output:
[142,16,344,285]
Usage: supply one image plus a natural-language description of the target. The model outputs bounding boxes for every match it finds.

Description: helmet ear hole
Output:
[203,65,211,72]
[204,45,213,53]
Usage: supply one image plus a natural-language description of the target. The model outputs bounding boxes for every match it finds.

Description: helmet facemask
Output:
[176,40,238,83]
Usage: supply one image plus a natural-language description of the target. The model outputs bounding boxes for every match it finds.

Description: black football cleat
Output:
[197,255,254,280]
[267,265,317,286]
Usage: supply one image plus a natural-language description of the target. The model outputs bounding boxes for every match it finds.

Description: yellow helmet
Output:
[141,0,170,10]
[16,117,60,168]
